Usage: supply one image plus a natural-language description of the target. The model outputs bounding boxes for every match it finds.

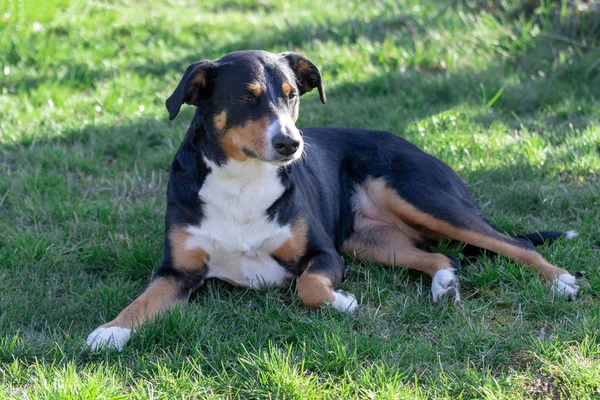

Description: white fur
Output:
[431,269,461,303]
[564,230,578,240]
[186,158,294,288]
[265,115,304,163]
[86,326,131,352]
[266,119,283,141]
[553,273,579,298]
[330,290,358,311]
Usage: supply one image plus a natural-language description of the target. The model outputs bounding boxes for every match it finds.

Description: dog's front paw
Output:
[553,273,580,300]
[330,290,358,311]
[432,269,461,303]
[86,326,131,352]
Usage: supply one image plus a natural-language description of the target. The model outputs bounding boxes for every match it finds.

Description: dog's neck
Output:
[204,156,280,183]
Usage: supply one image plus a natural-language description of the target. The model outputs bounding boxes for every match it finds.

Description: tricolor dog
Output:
[87,50,580,351]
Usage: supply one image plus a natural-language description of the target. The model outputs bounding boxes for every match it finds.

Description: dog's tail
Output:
[460,230,577,257]
[513,230,578,246]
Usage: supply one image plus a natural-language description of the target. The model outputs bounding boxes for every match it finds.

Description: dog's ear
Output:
[280,52,326,104]
[165,60,217,120]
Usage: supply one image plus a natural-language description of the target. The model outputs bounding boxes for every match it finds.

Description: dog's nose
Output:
[272,134,300,156]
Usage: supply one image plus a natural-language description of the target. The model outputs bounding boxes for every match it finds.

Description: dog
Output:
[87,50,580,351]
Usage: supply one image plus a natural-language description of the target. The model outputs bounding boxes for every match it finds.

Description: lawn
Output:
[1,0,599,398]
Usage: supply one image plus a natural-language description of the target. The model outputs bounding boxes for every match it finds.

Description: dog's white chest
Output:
[184,160,293,288]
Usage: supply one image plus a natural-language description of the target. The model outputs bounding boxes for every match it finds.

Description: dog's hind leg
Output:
[343,220,461,302]
[357,177,579,299]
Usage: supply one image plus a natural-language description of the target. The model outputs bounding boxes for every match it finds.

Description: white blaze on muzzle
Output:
[266,114,304,162]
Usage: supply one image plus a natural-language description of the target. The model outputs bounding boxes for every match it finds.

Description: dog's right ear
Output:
[165,60,217,121]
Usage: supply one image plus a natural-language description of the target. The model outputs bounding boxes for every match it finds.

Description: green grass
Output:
[1,0,599,398]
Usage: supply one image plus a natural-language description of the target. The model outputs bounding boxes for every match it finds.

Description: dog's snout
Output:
[267,116,303,160]
[272,134,300,156]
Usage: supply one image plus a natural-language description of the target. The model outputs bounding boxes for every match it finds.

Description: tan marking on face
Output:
[101,278,181,330]
[169,227,210,274]
[220,139,248,162]
[247,82,262,97]
[282,82,292,97]
[271,217,308,263]
[364,177,567,282]
[297,270,335,309]
[214,110,227,131]
[220,117,270,162]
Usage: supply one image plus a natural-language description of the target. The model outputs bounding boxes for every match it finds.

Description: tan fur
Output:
[294,60,316,94]
[363,177,567,282]
[169,227,210,273]
[297,270,335,309]
[220,117,270,162]
[343,224,452,277]
[214,110,227,131]
[192,72,206,86]
[100,226,210,330]
[296,59,311,75]
[271,217,308,264]
[188,71,206,104]
[247,82,263,97]
[221,138,248,162]
[356,201,429,244]
[101,278,181,330]
[282,81,292,97]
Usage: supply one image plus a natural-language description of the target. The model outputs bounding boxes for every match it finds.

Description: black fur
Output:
[459,230,570,258]
[515,230,568,246]
[85,50,580,353]
[155,50,572,295]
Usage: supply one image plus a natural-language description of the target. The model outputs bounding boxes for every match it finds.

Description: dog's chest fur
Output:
[184,159,293,288]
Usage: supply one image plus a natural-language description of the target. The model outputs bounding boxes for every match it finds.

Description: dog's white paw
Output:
[553,273,579,299]
[330,290,358,312]
[86,326,131,352]
[432,269,461,303]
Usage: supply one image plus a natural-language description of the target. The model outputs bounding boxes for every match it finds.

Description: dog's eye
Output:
[238,95,255,103]
[288,91,297,100]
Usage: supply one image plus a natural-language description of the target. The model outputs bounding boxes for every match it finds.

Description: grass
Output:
[1,0,599,398]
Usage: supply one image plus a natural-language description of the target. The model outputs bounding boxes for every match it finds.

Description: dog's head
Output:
[166,50,326,165]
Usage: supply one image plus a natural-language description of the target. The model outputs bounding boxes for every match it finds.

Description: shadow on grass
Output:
[1,0,596,262]
[0,12,423,92]
[3,2,598,137]
[143,4,598,136]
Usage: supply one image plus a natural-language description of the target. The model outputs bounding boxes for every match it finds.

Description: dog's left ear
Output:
[280,52,326,104]
[165,60,217,120]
